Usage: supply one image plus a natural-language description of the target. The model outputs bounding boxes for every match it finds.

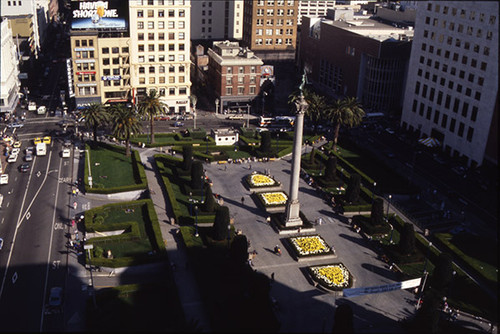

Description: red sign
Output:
[76,71,96,75]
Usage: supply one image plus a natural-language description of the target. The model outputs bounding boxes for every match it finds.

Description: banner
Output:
[343,278,422,298]
[71,1,128,30]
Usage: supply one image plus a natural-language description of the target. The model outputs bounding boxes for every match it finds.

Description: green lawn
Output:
[87,144,139,189]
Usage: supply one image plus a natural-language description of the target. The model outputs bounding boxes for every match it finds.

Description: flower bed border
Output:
[307,263,353,292]
[245,173,282,192]
[286,234,335,261]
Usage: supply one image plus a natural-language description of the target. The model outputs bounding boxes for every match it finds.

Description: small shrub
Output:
[93,245,104,258]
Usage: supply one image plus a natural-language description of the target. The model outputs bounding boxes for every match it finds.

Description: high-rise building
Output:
[191,0,243,41]
[68,0,192,114]
[297,0,336,25]
[129,0,191,113]
[400,1,498,167]
[242,0,298,61]
[1,18,21,114]
[298,8,413,115]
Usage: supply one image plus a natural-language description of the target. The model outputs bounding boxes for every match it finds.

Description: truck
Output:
[36,143,47,156]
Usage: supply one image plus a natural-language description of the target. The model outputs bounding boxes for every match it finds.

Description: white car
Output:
[11,148,21,156]
[0,238,4,250]
[0,174,8,185]
[7,154,18,163]
[61,148,70,158]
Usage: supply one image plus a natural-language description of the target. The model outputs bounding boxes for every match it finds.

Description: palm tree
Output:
[137,89,166,144]
[109,103,142,156]
[327,97,365,151]
[288,88,328,133]
[81,103,109,142]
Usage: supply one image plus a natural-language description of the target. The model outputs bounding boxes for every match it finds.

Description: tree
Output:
[308,147,316,165]
[370,197,385,226]
[191,160,204,190]
[260,131,271,153]
[399,222,416,255]
[324,156,338,181]
[137,89,166,144]
[182,144,193,171]
[109,103,141,157]
[327,97,365,151]
[212,206,230,241]
[288,88,328,133]
[430,252,454,292]
[344,173,361,203]
[202,184,216,212]
[332,304,354,333]
[81,103,109,142]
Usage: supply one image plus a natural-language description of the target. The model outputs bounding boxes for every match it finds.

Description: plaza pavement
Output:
[64,136,496,333]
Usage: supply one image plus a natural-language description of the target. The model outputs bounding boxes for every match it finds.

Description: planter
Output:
[307,263,353,291]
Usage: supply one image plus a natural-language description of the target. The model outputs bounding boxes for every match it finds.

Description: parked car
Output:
[11,148,21,156]
[0,238,3,250]
[26,146,34,154]
[19,163,30,173]
[61,148,70,158]
[13,141,21,148]
[173,121,184,127]
[0,174,8,185]
[7,122,24,129]
[49,287,62,307]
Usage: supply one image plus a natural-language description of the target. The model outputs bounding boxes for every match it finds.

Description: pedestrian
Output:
[248,258,254,266]
[73,201,77,210]
[75,231,79,240]
[241,196,245,205]
[71,219,75,228]
[266,216,271,224]
[271,272,275,282]
[72,189,76,197]
[224,165,227,171]
[249,164,252,170]
[75,188,79,196]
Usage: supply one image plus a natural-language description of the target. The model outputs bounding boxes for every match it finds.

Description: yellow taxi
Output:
[43,136,51,144]
[34,137,42,145]
[13,141,22,148]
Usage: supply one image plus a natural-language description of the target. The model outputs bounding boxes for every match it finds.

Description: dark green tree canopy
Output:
[324,156,338,181]
[191,161,204,190]
[202,185,217,212]
[332,304,354,334]
[81,103,110,142]
[182,145,193,171]
[137,89,166,144]
[370,197,385,226]
[399,222,416,255]
[345,173,361,203]
[430,252,454,292]
[229,234,249,266]
[109,103,142,156]
[212,206,230,241]
[260,131,272,153]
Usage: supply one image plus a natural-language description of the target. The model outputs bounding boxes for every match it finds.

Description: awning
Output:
[418,137,440,147]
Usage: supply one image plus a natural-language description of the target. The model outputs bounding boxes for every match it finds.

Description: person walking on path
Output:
[241,196,245,205]
[271,272,275,282]
[73,201,77,210]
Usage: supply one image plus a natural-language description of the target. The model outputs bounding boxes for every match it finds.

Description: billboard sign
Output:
[71,1,128,30]
[343,278,422,298]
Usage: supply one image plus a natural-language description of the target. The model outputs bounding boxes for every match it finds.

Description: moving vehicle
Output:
[7,154,18,163]
[34,138,42,145]
[0,174,8,185]
[173,121,184,127]
[37,106,47,115]
[61,148,70,158]
[0,237,3,250]
[19,163,30,173]
[36,143,47,156]
[25,152,33,162]
[13,141,21,148]
[43,136,51,144]
[26,146,34,154]
[11,148,21,156]
[227,115,244,120]
[28,101,36,111]
[7,122,24,129]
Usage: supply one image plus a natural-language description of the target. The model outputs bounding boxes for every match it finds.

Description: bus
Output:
[259,116,274,127]
[363,112,385,123]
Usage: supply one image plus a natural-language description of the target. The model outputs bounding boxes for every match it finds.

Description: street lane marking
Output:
[26,212,31,220]
[54,223,63,230]
[11,272,18,284]
[52,260,60,270]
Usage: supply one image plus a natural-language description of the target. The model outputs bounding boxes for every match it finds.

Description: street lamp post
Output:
[423,241,432,274]
[194,205,199,237]
[246,104,250,128]
[389,224,394,244]
[227,224,231,248]
[215,98,219,115]
[276,132,279,157]
[200,175,204,203]
[372,182,377,206]
[193,111,197,130]
[189,191,193,216]
[205,136,209,154]
[386,194,392,222]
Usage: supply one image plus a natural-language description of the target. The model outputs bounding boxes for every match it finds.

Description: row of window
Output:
[137,32,185,40]
[137,20,186,29]
[426,3,496,25]
[102,68,129,76]
[137,43,185,52]
[412,100,475,142]
[136,85,187,96]
[421,36,491,60]
[75,39,94,47]
[255,28,294,36]
[102,57,129,66]
[256,8,294,16]
[138,76,186,84]
[257,0,295,6]
[423,19,494,42]
[135,0,186,6]
[6,1,23,6]
[226,76,258,85]
[256,18,294,26]
[225,87,257,95]
[255,38,293,45]
[137,8,185,18]
[102,47,129,54]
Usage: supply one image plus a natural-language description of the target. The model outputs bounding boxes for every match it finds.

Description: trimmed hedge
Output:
[154,155,182,223]
[84,143,148,194]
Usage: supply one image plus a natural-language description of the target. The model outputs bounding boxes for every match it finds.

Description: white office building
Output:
[400,1,498,167]
[297,0,336,25]
[129,0,192,113]
[0,18,21,114]
[191,0,243,40]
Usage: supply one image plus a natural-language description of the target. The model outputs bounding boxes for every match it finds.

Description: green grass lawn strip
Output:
[87,145,138,188]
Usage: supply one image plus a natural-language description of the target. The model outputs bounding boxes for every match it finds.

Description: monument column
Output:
[284,94,308,227]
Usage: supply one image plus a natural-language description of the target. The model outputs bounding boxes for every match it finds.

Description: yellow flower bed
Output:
[289,235,331,256]
[249,174,277,187]
[259,191,288,206]
[309,263,351,289]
